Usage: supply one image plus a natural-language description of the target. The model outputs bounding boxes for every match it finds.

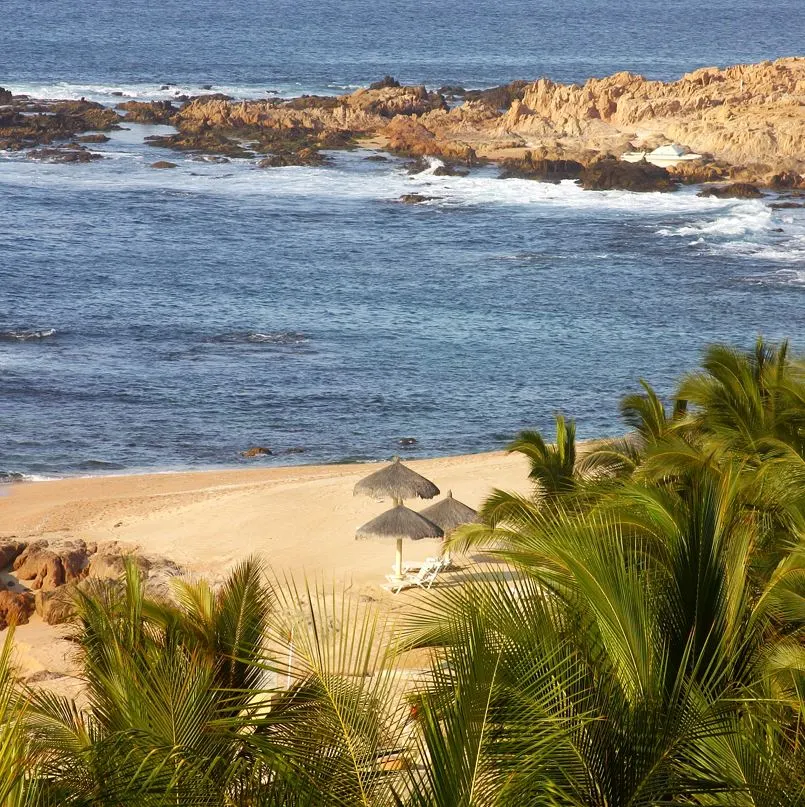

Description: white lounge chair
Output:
[385,558,445,594]
[393,556,440,575]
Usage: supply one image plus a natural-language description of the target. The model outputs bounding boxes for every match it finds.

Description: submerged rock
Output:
[241,446,272,457]
[697,182,763,199]
[150,160,178,169]
[399,193,436,204]
[27,146,102,163]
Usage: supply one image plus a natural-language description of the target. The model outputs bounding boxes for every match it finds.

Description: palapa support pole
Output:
[395,538,403,579]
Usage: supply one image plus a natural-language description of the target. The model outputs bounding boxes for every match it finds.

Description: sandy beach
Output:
[0,451,530,685]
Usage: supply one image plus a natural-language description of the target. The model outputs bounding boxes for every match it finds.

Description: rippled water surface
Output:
[1,1,803,475]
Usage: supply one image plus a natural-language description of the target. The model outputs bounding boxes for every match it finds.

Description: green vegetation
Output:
[1,338,803,805]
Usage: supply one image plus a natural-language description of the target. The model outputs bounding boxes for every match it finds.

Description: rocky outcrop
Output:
[241,446,272,457]
[0,539,184,628]
[0,541,26,570]
[27,146,102,162]
[579,158,677,192]
[13,539,92,591]
[150,160,177,169]
[698,182,764,199]
[4,58,802,186]
[117,100,177,124]
[0,590,35,630]
[0,98,121,152]
[493,58,805,177]
[499,149,585,180]
[399,194,437,204]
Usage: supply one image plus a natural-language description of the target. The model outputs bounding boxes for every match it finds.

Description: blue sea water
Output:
[1,1,803,476]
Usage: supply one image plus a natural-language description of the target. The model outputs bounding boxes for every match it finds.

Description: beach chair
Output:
[394,556,440,575]
[384,558,445,594]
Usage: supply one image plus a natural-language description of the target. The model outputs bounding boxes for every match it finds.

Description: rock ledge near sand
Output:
[0,538,183,627]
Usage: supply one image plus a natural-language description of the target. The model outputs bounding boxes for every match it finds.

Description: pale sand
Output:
[0,451,531,683]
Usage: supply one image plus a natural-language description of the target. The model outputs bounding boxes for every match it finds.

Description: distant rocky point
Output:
[1,57,804,187]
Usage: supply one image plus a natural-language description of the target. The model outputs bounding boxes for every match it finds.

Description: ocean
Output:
[1,0,803,476]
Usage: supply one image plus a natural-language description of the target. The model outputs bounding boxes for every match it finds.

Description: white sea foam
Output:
[1,142,803,278]
[3,80,360,105]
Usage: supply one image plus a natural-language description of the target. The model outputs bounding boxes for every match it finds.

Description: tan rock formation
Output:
[0,590,35,629]
[166,58,804,182]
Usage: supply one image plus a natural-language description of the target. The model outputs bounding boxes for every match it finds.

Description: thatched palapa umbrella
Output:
[357,505,444,577]
[419,490,479,565]
[353,457,440,507]
[354,458,441,578]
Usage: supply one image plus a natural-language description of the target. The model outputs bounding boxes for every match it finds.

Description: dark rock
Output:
[185,92,233,103]
[0,87,12,104]
[0,541,26,570]
[257,147,325,167]
[241,446,272,458]
[160,85,171,90]
[404,156,431,174]
[769,201,805,209]
[433,163,469,177]
[398,437,418,447]
[399,193,436,204]
[145,131,252,158]
[697,182,763,199]
[579,158,677,192]
[0,590,35,630]
[200,84,213,90]
[77,133,110,143]
[151,160,178,169]
[117,100,176,124]
[769,171,805,190]
[369,75,401,90]
[464,80,529,111]
[111,91,124,97]
[437,85,466,97]
[364,154,389,162]
[500,151,584,181]
[284,447,306,454]
[36,577,121,625]
[27,147,102,163]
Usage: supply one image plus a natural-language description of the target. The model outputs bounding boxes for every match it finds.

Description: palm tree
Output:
[506,414,579,497]
[25,561,410,806]
[401,461,805,805]
[678,338,805,459]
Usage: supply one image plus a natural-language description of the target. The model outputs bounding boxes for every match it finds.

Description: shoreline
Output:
[0,444,523,485]
[0,448,532,688]
[0,449,531,576]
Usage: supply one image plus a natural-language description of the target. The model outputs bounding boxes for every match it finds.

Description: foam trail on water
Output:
[3,81,364,105]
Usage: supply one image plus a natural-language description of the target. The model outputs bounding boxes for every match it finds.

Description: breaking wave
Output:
[209,331,310,346]
[0,328,57,341]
